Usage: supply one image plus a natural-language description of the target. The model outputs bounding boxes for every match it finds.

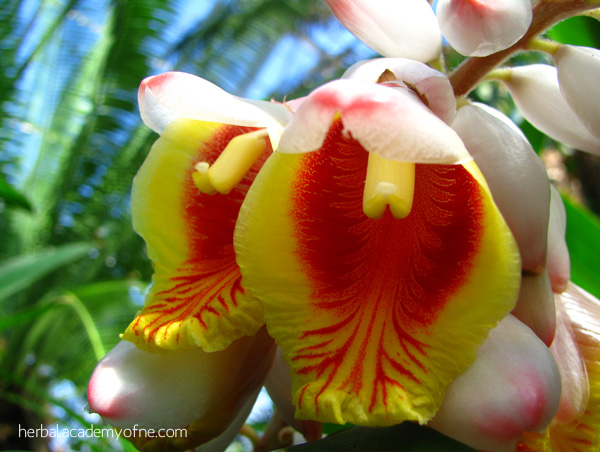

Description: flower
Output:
[235,74,523,427]
[121,71,290,354]
[87,2,600,450]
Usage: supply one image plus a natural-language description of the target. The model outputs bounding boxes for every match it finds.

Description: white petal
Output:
[88,329,275,437]
[504,65,600,154]
[551,294,590,424]
[555,45,600,141]
[265,347,304,433]
[138,71,291,147]
[547,185,570,293]
[278,79,470,164]
[512,271,556,346]
[324,0,442,62]
[429,315,561,452]
[265,349,323,442]
[342,58,456,124]
[437,0,532,57]
[452,103,549,272]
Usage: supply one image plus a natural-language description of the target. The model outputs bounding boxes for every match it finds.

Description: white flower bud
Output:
[503,65,600,154]
[452,103,550,273]
[437,0,532,57]
[324,0,442,62]
[555,45,600,140]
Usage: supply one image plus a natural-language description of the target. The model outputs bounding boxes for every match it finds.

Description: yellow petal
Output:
[235,120,520,426]
[122,118,268,352]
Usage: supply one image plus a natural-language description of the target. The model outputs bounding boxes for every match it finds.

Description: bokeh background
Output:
[1,1,599,451]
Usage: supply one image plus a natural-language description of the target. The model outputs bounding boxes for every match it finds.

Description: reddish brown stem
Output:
[449,0,599,97]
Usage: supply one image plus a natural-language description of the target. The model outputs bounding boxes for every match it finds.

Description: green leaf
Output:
[286,423,477,452]
[563,195,600,299]
[0,178,33,211]
[548,16,600,48]
[0,242,92,300]
[0,303,57,330]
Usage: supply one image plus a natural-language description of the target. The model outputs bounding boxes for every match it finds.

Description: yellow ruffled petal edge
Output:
[236,122,521,426]
[122,118,266,353]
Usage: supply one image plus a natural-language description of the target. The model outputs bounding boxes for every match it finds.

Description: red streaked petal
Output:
[236,120,521,426]
[122,118,268,352]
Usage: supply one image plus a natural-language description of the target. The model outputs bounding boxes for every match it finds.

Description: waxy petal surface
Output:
[555,45,600,142]
[342,58,456,125]
[512,271,556,347]
[453,103,550,273]
[437,0,532,57]
[236,120,520,426]
[324,0,442,62]
[138,71,290,147]
[430,315,560,452]
[547,185,570,293]
[88,328,275,450]
[122,118,269,352]
[278,79,470,164]
[504,65,600,154]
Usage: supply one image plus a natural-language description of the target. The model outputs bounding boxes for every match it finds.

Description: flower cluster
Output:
[88,1,600,451]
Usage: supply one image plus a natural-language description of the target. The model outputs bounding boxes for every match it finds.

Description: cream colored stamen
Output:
[363,152,415,219]
[193,129,268,195]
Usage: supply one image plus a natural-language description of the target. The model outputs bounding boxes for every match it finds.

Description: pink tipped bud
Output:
[437,0,532,57]
[429,315,561,452]
[324,0,442,62]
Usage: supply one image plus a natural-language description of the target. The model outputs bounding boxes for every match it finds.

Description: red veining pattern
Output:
[291,121,484,414]
[132,125,271,344]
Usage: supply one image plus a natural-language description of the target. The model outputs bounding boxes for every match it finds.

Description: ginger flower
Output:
[85,53,577,451]
[86,3,599,451]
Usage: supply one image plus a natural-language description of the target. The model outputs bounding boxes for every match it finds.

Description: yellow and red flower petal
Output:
[122,117,270,352]
[235,120,520,426]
